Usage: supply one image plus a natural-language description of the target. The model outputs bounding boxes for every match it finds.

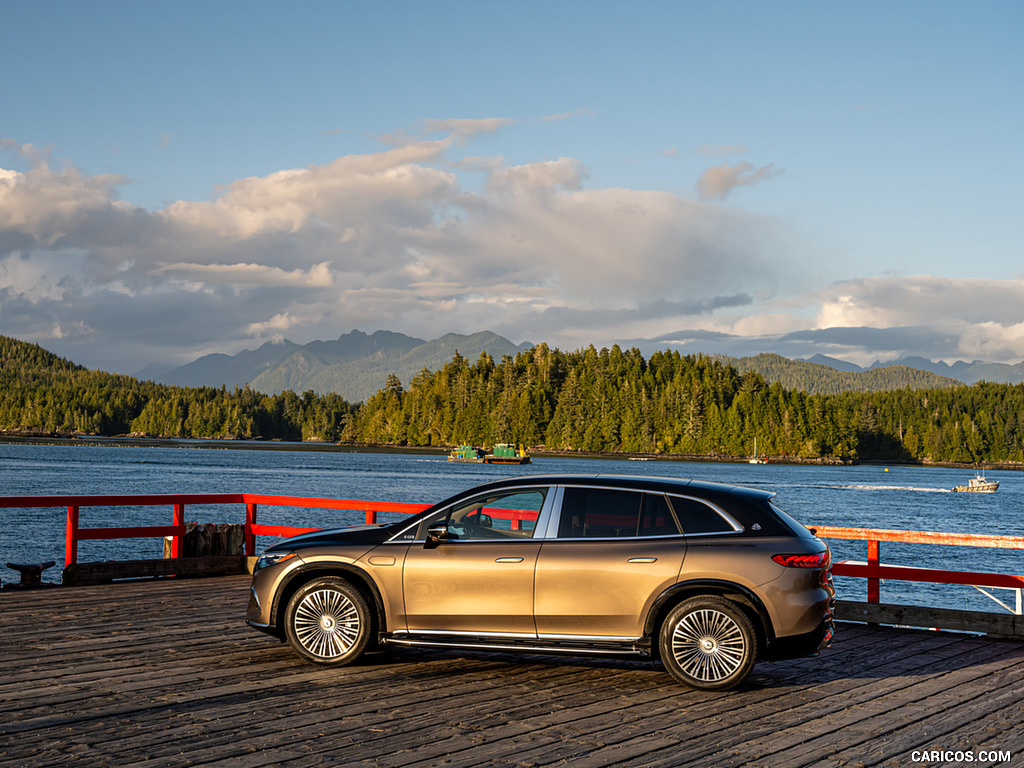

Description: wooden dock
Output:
[2,576,1022,767]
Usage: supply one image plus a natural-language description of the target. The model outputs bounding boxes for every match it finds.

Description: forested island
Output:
[2,335,1023,465]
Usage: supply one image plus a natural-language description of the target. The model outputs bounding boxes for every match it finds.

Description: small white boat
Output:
[749,438,767,464]
[951,472,998,493]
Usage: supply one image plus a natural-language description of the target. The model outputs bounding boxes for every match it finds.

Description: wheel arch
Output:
[644,579,775,660]
[271,563,387,641]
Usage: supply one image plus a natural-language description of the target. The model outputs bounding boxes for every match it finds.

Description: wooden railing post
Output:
[867,539,880,603]
[365,508,377,525]
[65,505,79,567]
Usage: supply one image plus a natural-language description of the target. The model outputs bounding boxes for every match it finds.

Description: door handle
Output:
[495,557,524,563]
[627,557,658,563]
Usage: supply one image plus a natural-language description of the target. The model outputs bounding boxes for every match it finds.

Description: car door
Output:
[402,486,549,636]
[533,486,687,639]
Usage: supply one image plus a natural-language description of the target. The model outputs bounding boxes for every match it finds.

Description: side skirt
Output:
[383,633,652,658]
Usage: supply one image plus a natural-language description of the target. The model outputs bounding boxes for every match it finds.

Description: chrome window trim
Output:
[536,485,564,539]
[540,533,687,542]
[667,493,744,534]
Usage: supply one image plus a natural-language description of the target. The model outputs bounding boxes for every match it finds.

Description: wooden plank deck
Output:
[1,576,1022,767]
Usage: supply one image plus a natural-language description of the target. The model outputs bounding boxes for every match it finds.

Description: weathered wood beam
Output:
[837,599,1024,637]
[62,556,248,586]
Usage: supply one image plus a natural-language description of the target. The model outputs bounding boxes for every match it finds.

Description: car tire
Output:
[659,596,757,691]
[284,576,372,665]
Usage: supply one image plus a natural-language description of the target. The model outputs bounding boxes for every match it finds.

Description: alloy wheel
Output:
[670,607,747,683]
[293,587,361,660]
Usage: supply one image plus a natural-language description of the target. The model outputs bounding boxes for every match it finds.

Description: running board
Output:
[383,635,650,657]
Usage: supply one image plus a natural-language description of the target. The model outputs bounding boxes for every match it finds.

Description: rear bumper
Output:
[764,614,834,661]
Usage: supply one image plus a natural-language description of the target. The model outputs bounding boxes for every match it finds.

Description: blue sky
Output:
[2,1,1022,374]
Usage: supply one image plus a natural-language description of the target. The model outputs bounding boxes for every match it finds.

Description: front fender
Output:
[269,561,387,637]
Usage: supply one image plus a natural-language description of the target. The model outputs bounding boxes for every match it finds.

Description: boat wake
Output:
[839,484,951,493]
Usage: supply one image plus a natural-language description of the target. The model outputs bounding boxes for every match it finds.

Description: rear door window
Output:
[557,488,681,538]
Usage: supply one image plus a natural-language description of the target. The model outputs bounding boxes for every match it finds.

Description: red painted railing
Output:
[0,493,430,567]
[813,525,1024,606]
[242,494,431,557]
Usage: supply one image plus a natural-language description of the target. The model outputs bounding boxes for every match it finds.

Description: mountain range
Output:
[807,354,1024,385]
[726,353,962,395]
[138,330,533,404]
[137,329,1024,402]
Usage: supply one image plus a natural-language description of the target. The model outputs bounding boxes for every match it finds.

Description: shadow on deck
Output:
[1,576,1022,767]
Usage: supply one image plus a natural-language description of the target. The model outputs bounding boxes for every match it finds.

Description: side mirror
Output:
[425,521,450,549]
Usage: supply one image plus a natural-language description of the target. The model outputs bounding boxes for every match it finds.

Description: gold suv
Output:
[246,474,834,690]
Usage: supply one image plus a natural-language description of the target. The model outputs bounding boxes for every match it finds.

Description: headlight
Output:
[254,551,299,573]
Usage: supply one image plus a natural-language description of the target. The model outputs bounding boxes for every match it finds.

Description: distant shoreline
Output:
[3,432,1022,471]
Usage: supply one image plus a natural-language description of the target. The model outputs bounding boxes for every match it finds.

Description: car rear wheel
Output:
[659,596,757,690]
[284,577,371,665]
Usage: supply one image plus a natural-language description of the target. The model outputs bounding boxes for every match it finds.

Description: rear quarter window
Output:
[703,494,795,536]
[668,495,740,535]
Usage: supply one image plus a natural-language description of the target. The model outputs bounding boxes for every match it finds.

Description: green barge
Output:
[447,444,531,464]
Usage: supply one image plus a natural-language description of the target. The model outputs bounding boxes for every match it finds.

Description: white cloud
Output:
[0,154,134,246]
[541,108,593,122]
[731,313,811,337]
[158,140,455,239]
[155,261,334,288]
[246,312,302,338]
[696,161,782,201]
[815,276,1024,329]
[959,321,1024,361]
[0,249,83,302]
[422,117,515,144]
[486,158,585,194]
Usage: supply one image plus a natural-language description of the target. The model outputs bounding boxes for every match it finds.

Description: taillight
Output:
[774,550,834,596]
[773,552,829,568]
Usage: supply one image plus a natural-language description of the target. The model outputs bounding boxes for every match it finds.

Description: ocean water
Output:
[1,441,1021,613]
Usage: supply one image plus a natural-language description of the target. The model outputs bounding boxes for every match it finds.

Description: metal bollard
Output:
[6,561,57,586]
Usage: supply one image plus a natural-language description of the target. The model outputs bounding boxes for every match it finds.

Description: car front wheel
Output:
[659,596,757,690]
[284,577,371,665]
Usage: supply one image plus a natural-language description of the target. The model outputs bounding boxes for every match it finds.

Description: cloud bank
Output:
[1,125,1022,374]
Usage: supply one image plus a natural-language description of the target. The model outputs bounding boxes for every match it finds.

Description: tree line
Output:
[2,335,1023,463]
